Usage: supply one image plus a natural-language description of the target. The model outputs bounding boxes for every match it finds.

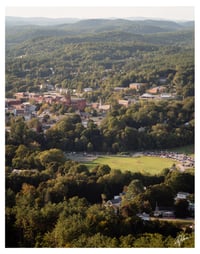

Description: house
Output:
[91,103,99,109]
[140,93,155,99]
[13,108,25,117]
[12,169,39,175]
[137,212,150,221]
[175,192,190,200]
[56,87,69,94]
[160,93,174,99]
[118,99,130,107]
[84,87,93,93]
[138,127,145,132]
[159,78,167,83]
[129,83,148,91]
[5,98,21,108]
[40,83,54,91]
[22,102,36,114]
[107,195,122,207]
[147,86,166,94]
[105,195,122,214]
[188,202,194,212]
[105,193,126,214]
[13,105,33,120]
[114,87,127,92]
[99,104,110,111]
[14,92,29,101]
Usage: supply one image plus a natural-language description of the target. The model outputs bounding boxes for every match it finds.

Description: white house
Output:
[140,93,155,99]
[84,87,93,93]
[175,192,190,200]
[137,212,150,221]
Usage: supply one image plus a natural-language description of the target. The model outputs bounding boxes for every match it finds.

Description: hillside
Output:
[5,17,194,100]
[6,17,194,44]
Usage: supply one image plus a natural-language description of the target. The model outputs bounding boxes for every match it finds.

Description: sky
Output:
[4,0,197,21]
[5,6,194,21]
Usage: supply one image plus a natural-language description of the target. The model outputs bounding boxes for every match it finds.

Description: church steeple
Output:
[155,202,159,211]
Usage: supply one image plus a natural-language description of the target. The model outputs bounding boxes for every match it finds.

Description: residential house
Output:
[91,103,99,109]
[22,102,36,114]
[138,127,146,132]
[159,78,167,83]
[13,108,25,117]
[129,83,148,91]
[140,93,155,99]
[104,193,126,214]
[105,195,122,214]
[175,192,190,200]
[12,169,39,175]
[13,104,34,120]
[137,212,150,221]
[5,98,21,108]
[174,192,194,217]
[147,86,166,94]
[160,93,174,99]
[14,92,29,101]
[40,83,54,91]
[118,99,130,107]
[83,87,93,93]
[99,104,110,111]
[114,87,127,92]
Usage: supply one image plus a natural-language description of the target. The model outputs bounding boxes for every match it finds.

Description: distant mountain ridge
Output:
[59,18,193,34]
[5,17,194,45]
[6,16,80,26]
[6,16,194,29]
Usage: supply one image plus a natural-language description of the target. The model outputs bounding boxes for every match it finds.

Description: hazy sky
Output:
[6,6,194,21]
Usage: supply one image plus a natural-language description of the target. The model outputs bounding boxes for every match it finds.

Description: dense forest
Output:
[5,17,194,247]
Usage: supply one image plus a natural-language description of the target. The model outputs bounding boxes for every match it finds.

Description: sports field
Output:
[84,155,177,175]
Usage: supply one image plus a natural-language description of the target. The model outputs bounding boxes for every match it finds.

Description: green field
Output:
[84,156,177,175]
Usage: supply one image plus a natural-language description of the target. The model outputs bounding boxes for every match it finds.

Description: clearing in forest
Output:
[84,155,177,175]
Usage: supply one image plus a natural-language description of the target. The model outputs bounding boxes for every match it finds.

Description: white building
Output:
[175,192,190,200]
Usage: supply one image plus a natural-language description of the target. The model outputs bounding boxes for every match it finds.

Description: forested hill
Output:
[57,19,194,34]
[6,17,194,98]
[6,17,194,44]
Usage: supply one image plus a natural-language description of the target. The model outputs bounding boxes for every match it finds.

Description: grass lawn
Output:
[151,217,194,227]
[84,155,177,175]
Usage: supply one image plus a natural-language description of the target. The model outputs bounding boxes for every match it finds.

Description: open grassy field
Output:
[150,217,194,227]
[84,155,177,175]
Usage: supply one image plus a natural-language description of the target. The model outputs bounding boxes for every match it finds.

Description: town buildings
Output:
[6,90,86,116]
